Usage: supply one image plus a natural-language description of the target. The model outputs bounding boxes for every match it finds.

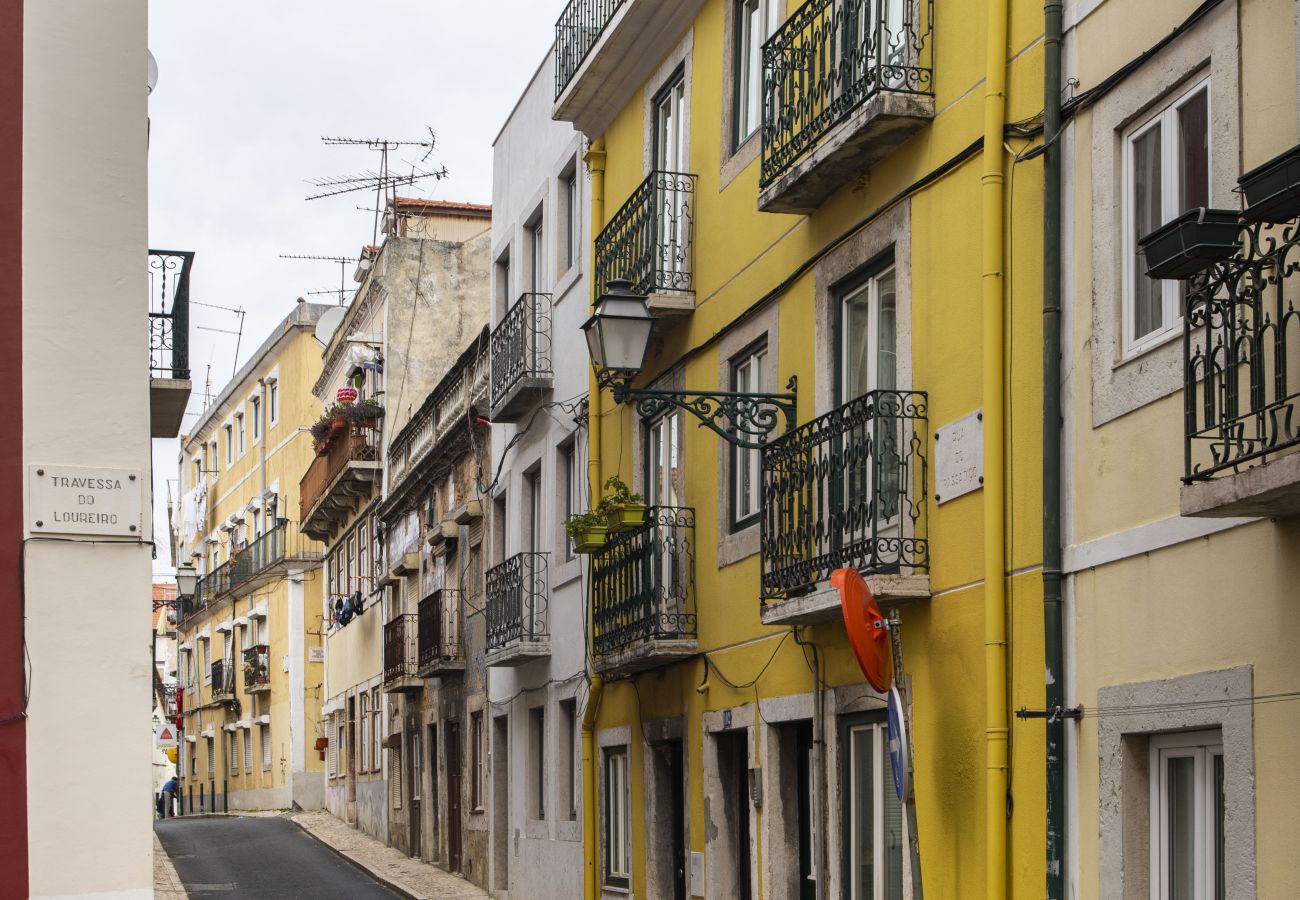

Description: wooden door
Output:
[446,721,463,873]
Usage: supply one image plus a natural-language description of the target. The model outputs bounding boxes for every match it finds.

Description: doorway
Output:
[492,714,510,891]
[649,739,688,900]
[346,696,357,824]
[428,723,440,862]
[408,721,422,859]
[446,720,463,873]
[713,729,752,900]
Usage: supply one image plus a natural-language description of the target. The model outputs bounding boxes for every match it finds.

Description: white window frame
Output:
[235,412,246,457]
[262,723,272,770]
[206,736,215,777]
[840,264,898,402]
[730,341,766,528]
[845,717,906,900]
[734,0,781,146]
[1120,75,1211,358]
[267,380,279,425]
[561,166,580,274]
[251,396,261,442]
[243,728,252,774]
[603,746,631,888]
[224,425,233,468]
[1149,730,1224,900]
[229,732,239,775]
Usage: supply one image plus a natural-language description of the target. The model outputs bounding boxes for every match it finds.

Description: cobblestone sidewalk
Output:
[291,810,489,900]
[153,833,188,899]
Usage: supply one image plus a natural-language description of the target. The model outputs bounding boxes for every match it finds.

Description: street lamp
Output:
[582,279,798,450]
[174,563,197,599]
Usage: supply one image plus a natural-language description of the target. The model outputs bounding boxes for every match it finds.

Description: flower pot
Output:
[572,524,609,553]
[331,416,347,431]
[314,737,328,751]
[1239,144,1300,223]
[605,503,647,533]
[1138,208,1241,279]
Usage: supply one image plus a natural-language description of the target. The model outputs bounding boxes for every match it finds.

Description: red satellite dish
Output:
[833,568,893,693]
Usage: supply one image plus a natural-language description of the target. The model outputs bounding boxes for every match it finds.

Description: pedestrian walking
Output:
[159,774,178,819]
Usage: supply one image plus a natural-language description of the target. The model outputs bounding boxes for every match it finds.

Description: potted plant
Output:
[1138,207,1241,279]
[343,398,385,429]
[564,510,608,553]
[241,647,266,685]
[1239,144,1300,223]
[597,476,646,533]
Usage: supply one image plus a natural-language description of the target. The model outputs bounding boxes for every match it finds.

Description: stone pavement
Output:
[291,809,490,900]
[153,832,188,899]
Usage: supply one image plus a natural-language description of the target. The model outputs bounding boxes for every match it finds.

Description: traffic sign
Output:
[833,568,892,693]
[887,685,910,803]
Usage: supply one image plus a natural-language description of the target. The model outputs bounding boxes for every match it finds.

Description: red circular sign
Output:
[833,568,893,693]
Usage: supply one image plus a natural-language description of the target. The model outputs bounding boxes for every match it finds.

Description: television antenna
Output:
[190,298,247,378]
[279,254,359,306]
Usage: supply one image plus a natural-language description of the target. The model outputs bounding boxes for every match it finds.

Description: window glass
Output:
[841,266,897,402]
[844,716,904,900]
[1151,731,1225,900]
[646,411,682,508]
[731,342,767,528]
[654,74,687,172]
[604,747,630,886]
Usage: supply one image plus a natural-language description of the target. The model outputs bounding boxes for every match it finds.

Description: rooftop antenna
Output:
[309,128,446,244]
[189,298,247,378]
[279,254,359,306]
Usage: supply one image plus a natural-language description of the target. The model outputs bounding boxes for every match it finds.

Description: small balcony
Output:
[188,521,322,620]
[383,613,421,693]
[149,249,194,438]
[243,645,271,694]
[300,429,381,542]
[594,171,697,318]
[210,659,234,702]
[485,552,551,668]
[760,389,930,624]
[417,589,466,677]
[490,294,553,423]
[591,507,697,675]
[759,0,935,213]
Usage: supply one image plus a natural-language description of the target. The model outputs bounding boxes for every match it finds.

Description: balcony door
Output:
[653,73,690,289]
[645,410,685,623]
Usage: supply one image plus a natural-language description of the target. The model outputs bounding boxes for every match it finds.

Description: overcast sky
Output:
[149,1,567,575]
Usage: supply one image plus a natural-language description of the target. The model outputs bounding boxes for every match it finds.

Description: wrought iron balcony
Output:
[760,390,930,622]
[383,613,421,691]
[243,645,271,693]
[417,589,465,676]
[148,249,194,438]
[186,521,322,621]
[555,0,624,99]
[210,659,234,700]
[300,428,381,542]
[759,0,935,213]
[490,294,553,422]
[594,171,697,313]
[485,552,550,667]
[591,507,696,674]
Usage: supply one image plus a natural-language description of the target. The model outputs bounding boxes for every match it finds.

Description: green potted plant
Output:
[598,476,646,533]
[343,398,385,429]
[564,510,608,553]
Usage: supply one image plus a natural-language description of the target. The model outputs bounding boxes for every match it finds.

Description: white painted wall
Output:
[22,1,153,897]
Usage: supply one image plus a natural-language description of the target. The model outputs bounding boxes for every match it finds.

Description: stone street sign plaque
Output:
[934,410,983,504]
[29,464,143,537]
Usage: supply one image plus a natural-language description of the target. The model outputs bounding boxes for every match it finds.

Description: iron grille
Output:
[554,0,626,99]
[485,552,550,649]
[242,645,270,690]
[591,507,695,656]
[761,0,934,187]
[187,521,321,620]
[383,614,419,685]
[417,589,465,668]
[760,389,928,600]
[1184,218,1300,480]
[148,249,193,380]
[490,294,553,409]
[594,170,697,298]
[210,658,234,696]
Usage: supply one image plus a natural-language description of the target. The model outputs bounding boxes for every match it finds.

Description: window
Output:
[235,413,246,456]
[391,748,403,809]
[201,640,210,684]
[243,728,251,773]
[529,214,545,294]
[526,468,543,556]
[224,425,234,467]
[646,409,683,508]
[654,71,687,173]
[209,440,218,476]
[371,688,382,771]
[192,457,202,488]
[337,721,346,777]
[471,711,485,811]
[530,705,546,819]
[261,723,271,770]
[346,535,356,596]
[561,167,579,272]
[1124,77,1210,354]
[560,442,580,560]
[604,746,630,888]
[445,474,457,514]
[559,699,577,820]
[267,381,278,424]
[468,543,483,598]
[251,396,261,441]
[496,248,511,316]
[206,736,215,776]
[360,693,370,773]
[734,0,780,146]
[411,730,422,803]
[358,524,369,597]
[229,732,238,774]
[730,341,766,529]
[1150,731,1224,900]
[841,713,904,900]
[840,265,897,403]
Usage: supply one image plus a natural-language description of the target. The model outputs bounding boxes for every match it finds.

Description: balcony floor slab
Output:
[486,640,551,669]
[760,573,931,627]
[416,659,466,678]
[150,378,192,439]
[1181,450,1300,518]
[594,638,698,677]
[382,676,423,694]
[490,375,553,423]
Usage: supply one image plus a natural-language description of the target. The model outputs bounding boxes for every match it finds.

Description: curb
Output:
[288,816,425,900]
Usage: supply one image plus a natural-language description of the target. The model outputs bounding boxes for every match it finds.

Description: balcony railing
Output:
[760,389,928,600]
[417,589,465,670]
[594,170,697,298]
[210,659,234,698]
[490,294,553,412]
[591,507,696,657]
[554,0,625,99]
[149,249,193,380]
[243,645,270,692]
[299,428,380,523]
[761,0,934,188]
[486,552,549,649]
[383,614,419,686]
[189,520,321,617]
[1183,218,1300,482]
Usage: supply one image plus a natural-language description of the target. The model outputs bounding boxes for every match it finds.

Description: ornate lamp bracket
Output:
[598,370,798,450]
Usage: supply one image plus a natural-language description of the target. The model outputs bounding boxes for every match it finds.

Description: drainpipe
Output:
[794,630,826,900]
[581,136,607,900]
[257,377,268,506]
[1042,0,1067,896]
[980,0,1011,895]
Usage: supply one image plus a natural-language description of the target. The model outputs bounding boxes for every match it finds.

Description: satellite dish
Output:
[147,50,159,95]
[314,307,345,347]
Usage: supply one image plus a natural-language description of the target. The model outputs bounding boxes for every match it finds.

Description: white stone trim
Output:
[1063,513,1259,573]
[640,28,694,177]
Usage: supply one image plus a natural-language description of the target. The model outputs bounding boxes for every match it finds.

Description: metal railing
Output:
[417,589,465,668]
[149,249,193,380]
[190,520,321,615]
[760,389,928,600]
[383,614,419,685]
[594,170,697,297]
[242,644,270,691]
[761,0,934,187]
[486,552,549,649]
[210,658,234,697]
[389,349,489,487]
[591,507,695,657]
[554,0,626,98]
[1183,218,1300,481]
[490,294,553,409]
[299,428,380,521]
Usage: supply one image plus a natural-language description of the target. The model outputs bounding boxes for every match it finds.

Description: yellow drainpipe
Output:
[981,0,1010,896]
[582,137,608,900]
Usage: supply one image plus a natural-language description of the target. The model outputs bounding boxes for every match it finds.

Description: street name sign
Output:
[934,410,983,504]
[29,464,143,537]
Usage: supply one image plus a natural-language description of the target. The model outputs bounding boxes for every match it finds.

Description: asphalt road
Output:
[155,816,401,899]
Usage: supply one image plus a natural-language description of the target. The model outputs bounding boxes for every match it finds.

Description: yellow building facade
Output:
[553,0,1050,897]
[174,301,330,813]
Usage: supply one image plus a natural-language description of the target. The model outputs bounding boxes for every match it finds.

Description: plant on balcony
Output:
[597,476,646,533]
[1239,144,1300,223]
[242,647,267,686]
[342,398,385,429]
[1138,208,1241,279]
[310,403,353,454]
[564,510,608,553]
